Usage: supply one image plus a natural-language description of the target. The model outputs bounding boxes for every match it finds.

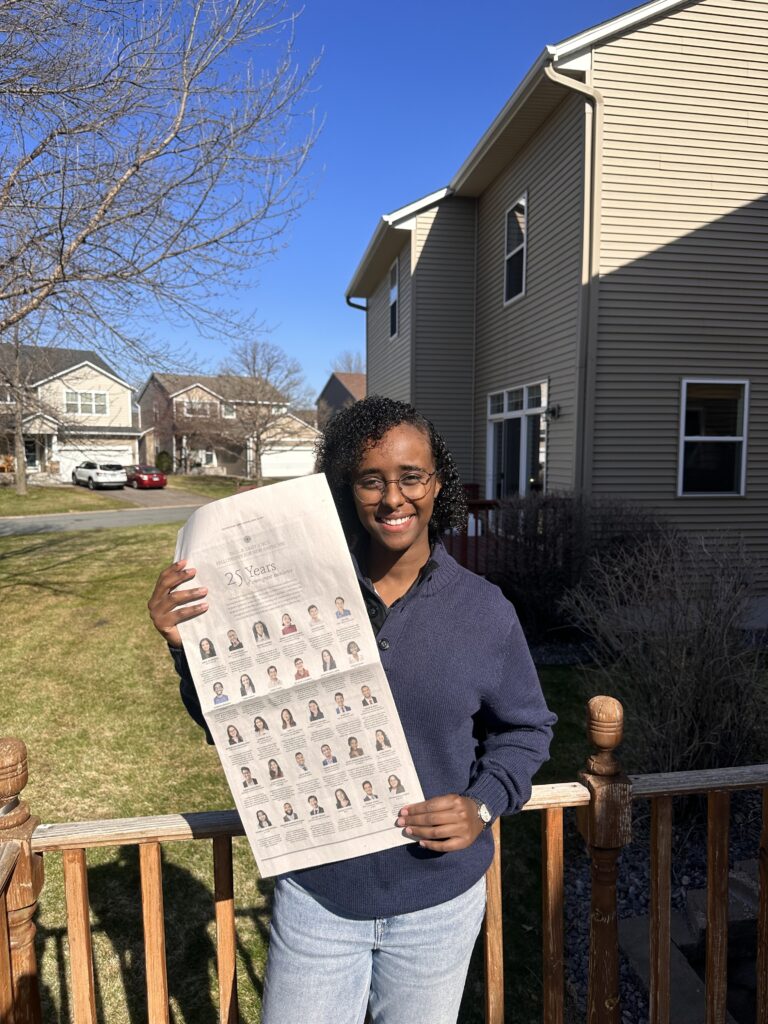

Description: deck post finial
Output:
[578,698,632,1024]
[0,738,44,1024]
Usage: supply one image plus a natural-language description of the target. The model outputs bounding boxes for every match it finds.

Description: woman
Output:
[308,700,324,722]
[347,736,364,759]
[268,759,284,780]
[149,395,555,1024]
[375,729,391,752]
[346,640,363,665]
[253,620,270,642]
[199,637,216,660]
[253,716,269,736]
[240,673,256,697]
[280,708,296,730]
[387,774,405,795]
[226,725,243,745]
[257,809,272,829]
[281,613,297,636]
[334,788,351,810]
[321,649,336,672]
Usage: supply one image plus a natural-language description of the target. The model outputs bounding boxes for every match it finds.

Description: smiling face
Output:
[295,752,305,766]
[281,709,292,724]
[294,658,304,671]
[282,614,292,626]
[227,630,238,643]
[321,745,331,758]
[335,693,344,706]
[363,781,373,795]
[361,685,371,698]
[201,639,211,653]
[267,666,277,679]
[308,700,319,715]
[213,683,223,695]
[352,423,441,559]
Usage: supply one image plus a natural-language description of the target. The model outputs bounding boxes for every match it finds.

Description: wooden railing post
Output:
[577,697,632,1024]
[0,739,43,1024]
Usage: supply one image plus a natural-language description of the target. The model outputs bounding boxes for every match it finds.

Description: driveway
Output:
[81,484,208,509]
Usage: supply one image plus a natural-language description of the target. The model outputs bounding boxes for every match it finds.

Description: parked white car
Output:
[71,462,127,489]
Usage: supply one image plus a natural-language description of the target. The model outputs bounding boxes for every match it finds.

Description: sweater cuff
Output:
[462,774,513,821]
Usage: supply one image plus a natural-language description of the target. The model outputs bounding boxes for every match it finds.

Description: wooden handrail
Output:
[629,763,768,798]
[0,841,20,895]
[31,781,592,853]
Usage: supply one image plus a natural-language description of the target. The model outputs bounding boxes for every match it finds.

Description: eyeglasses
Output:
[353,470,437,503]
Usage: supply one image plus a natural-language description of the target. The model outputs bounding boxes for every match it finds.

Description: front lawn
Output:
[165,474,246,499]
[2,524,589,1023]
[0,484,127,517]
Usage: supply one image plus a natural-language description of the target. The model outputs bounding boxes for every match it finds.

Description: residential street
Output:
[0,503,203,535]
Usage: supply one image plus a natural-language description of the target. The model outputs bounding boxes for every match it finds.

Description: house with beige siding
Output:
[346,0,768,564]
[138,373,320,479]
[0,344,140,480]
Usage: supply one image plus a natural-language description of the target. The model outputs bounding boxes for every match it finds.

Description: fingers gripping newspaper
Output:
[175,474,424,877]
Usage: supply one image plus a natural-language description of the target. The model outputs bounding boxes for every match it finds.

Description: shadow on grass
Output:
[38,847,273,1024]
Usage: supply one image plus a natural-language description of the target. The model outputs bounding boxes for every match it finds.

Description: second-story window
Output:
[221,402,236,418]
[389,260,399,338]
[65,390,108,414]
[504,194,527,304]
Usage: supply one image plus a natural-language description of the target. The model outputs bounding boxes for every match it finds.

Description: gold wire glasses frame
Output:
[352,470,438,504]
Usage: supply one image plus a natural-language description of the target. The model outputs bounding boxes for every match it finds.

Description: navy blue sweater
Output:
[171,542,556,917]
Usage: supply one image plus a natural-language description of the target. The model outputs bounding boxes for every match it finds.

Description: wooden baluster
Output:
[757,786,767,1024]
[62,849,97,1024]
[706,790,730,1024]
[542,806,564,1024]
[649,795,672,1024]
[483,819,503,1024]
[139,842,169,1024]
[213,836,239,1024]
[0,881,14,1024]
[0,738,43,1024]
[577,697,632,1024]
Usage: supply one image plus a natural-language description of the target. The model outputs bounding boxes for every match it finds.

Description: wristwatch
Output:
[470,798,493,830]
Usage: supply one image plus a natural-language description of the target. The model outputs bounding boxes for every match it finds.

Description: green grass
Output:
[0,485,127,517]
[1,526,588,1023]
[165,475,246,499]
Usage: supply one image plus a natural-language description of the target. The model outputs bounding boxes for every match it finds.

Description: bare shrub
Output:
[561,531,767,774]
[482,493,662,641]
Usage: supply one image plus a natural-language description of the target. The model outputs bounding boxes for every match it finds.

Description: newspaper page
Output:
[174,473,424,877]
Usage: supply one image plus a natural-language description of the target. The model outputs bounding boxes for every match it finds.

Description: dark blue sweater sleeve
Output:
[462,612,557,818]
[168,645,214,745]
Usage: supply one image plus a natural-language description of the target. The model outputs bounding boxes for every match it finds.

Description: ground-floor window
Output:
[678,379,748,496]
[486,381,547,498]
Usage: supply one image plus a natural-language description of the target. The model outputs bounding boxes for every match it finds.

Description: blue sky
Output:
[183,0,637,398]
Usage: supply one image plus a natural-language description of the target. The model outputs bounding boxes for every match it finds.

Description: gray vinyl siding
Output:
[366,242,412,403]
[473,94,585,493]
[411,197,476,481]
[591,0,768,562]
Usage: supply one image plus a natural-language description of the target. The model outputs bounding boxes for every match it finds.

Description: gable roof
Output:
[332,372,366,401]
[0,343,121,385]
[148,372,285,404]
[346,0,699,298]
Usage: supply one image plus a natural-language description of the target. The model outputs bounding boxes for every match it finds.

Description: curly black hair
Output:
[315,395,467,543]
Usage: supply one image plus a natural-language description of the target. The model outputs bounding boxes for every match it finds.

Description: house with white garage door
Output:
[0,344,140,480]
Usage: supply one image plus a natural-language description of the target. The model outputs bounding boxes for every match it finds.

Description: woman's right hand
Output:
[147,559,209,648]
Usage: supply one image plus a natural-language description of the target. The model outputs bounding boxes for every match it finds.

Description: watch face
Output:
[478,802,492,823]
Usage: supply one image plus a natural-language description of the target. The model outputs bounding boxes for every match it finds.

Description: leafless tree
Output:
[329,350,366,374]
[0,0,317,489]
[177,338,314,484]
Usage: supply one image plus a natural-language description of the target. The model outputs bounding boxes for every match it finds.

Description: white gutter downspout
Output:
[543,61,603,495]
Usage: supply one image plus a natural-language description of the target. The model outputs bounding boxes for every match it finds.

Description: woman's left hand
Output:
[396,795,484,851]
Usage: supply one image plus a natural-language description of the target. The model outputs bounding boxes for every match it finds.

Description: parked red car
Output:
[125,464,167,489]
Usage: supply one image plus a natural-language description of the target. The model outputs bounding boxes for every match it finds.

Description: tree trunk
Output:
[13,336,27,496]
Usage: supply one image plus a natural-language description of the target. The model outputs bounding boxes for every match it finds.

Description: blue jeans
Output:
[261,874,487,1024]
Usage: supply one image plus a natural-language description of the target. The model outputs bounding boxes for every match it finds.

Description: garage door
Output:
[260,445,316,479]
[58,444,135,481]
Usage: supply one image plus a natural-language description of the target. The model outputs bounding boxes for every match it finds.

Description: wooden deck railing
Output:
[2,702,767,1024]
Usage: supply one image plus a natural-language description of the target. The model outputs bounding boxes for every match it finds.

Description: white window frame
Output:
[221,402,236,419]
[503,192,527,307]
[485,379,548,499]
[677,378,748,498]
[63,388,109,415]
[388,259,399,339]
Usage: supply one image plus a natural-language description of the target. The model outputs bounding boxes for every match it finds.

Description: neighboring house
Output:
[0,344,140,480]
[346,0,768,565]
[316,372,366,428]
[138,373,320,478]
